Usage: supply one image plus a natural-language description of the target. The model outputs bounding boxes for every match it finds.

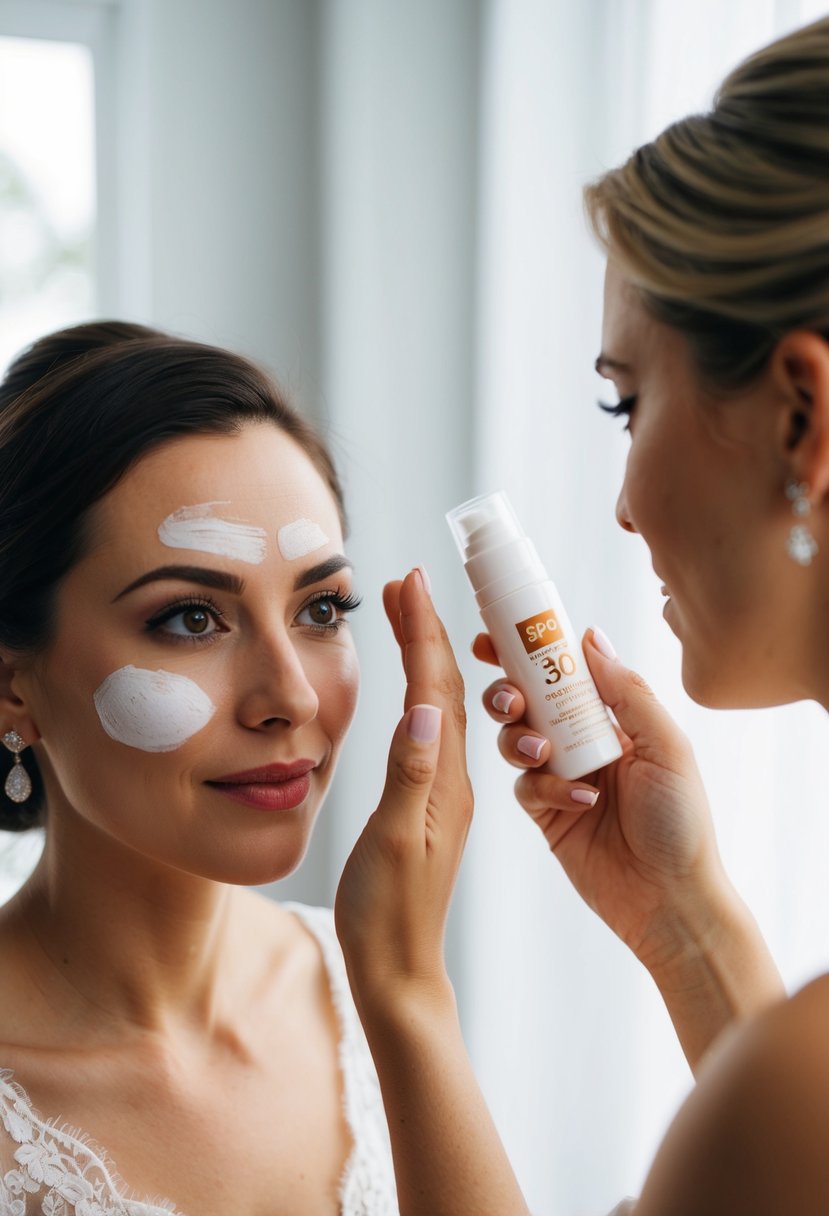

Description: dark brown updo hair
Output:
[0,320,345,831]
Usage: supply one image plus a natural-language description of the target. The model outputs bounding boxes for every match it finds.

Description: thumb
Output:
[583,628,688,765]
[375,704,443,833]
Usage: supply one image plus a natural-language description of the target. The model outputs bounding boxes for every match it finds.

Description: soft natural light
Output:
[0,35,96,376]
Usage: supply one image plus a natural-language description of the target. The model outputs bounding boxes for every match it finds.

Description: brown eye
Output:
[295,590,361,633]
[306,599,335,626]
[182,607,210,634]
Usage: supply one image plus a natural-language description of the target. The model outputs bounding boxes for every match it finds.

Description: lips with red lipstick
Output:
[206,760,316,811]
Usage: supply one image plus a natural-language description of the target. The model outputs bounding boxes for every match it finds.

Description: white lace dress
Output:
[0,903,398,1216]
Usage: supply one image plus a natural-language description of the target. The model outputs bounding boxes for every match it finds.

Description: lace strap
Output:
[283,903,398,1216]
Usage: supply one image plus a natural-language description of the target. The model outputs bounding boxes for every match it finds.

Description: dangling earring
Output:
[785,480,819,566]
[3,729,32,804]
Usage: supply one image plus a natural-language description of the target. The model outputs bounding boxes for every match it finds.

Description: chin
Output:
[177,823,316,887]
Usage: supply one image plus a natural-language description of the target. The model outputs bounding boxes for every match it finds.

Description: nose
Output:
[236,630,320,732]
[615,479,638,534]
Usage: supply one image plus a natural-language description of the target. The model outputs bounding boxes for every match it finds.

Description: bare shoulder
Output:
[637,976,829,1216]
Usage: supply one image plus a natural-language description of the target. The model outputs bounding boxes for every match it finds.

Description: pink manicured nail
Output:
[408,704,441,744]
[492,690,515,715]
[570,788,599,807]
[414,565,432,596]
[517,735,546,761]
[591,626,617,660]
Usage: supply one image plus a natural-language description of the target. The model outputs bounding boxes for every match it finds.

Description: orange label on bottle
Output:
[515,609,564,654]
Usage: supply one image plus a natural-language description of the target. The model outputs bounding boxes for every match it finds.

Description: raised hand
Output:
[335,569,529,1215]
[335,567,473,1012]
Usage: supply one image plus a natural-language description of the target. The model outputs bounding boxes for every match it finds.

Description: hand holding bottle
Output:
[476,625,784,1068]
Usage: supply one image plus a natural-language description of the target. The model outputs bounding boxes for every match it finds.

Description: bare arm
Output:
[335,569,529,1216]
[358,986,529,1216]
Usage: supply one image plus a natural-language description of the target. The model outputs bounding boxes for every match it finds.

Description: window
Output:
[0,33,96,375]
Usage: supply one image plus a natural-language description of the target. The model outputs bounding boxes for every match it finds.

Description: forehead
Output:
[601,261,651,355]
[91,424,343,548]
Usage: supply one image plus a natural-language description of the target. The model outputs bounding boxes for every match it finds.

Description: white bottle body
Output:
[480,579,622,781]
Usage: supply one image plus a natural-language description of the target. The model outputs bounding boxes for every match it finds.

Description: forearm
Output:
[357,981,530,1216]
[644,879,784,1073]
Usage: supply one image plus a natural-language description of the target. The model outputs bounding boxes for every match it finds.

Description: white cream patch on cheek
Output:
[277,518,329,560]
[93,665,216,752]
[158,502,267,564]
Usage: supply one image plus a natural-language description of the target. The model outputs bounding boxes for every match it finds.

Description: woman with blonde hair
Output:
[333,15,829,1215]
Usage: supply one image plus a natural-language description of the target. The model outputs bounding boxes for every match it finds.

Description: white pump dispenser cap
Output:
[446,491,547,609]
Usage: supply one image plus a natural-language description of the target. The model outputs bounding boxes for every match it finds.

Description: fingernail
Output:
[517,735,546,761]
[570,788,599,807]
[408,704,441,744]
[591,626,617,660]
[492,690,515,715]
[414,565,432,596]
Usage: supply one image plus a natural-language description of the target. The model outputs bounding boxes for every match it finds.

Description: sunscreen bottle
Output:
[447,490,622,781]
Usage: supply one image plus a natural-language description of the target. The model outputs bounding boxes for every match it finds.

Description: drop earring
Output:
[3,729,32,804]
[785,480,819,566]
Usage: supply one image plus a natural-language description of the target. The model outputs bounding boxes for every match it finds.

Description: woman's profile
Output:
[330,13,829,1216]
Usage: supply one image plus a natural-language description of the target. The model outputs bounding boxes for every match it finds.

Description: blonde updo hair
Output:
[584,16,829,389]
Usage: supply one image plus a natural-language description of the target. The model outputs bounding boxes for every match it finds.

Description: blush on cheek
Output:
[93,665,216,752]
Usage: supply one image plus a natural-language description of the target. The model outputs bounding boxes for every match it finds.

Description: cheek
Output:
[316,643,360,743]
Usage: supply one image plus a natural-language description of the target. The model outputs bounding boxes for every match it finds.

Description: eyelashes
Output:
[145,594,225,638]
[598,395,637,431]
[144,587,363,643]
[298,589,363,633]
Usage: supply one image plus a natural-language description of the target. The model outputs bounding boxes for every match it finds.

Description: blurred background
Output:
[2,1,829,1212]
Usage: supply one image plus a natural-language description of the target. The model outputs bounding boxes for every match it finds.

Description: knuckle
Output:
[629,669,656,699]
[394,753,437,790]
[514,769,550,811]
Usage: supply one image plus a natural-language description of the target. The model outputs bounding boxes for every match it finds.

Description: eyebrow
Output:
[294,555,353,590]
[112,554,354,602]
[595,354,633,376]
[113,565,246,602]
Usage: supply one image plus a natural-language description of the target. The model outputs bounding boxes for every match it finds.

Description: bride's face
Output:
[15,423,360,884]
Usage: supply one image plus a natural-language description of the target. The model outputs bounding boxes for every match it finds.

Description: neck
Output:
[14,805,273,1043]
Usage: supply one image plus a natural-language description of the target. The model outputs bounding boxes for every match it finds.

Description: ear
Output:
[0,650,42,746]
[769,332,829,504]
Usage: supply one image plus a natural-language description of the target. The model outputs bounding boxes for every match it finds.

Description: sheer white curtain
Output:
[2,2,829,1211]
[464,2,829,1212]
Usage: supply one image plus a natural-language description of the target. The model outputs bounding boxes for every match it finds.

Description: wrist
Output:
[634,866,740,982]
[344,964,459,1036]
[639,868,784,1037]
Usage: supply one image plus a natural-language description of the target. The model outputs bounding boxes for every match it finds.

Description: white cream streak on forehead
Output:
[158,502,267,564]
[94,666,216,753]
[278,518,329,560]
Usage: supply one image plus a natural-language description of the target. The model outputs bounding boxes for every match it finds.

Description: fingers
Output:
[515,767,599,814]
[382,580,405,650]
[374,703,443,836]
[390,569,465,723]
[472,632,499,665]
[482,677,525,722]
[583,627,689,766]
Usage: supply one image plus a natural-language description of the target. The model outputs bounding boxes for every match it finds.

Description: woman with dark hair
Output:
[328,14,829,1216]
[0,320,476,1214]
